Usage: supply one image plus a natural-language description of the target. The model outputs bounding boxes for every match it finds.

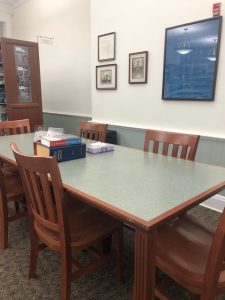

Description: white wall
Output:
[91,0,225,138]
[0,11,12,37]
[12,0,91,117]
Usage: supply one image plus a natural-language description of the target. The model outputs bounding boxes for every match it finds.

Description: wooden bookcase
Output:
[0,37,43,131]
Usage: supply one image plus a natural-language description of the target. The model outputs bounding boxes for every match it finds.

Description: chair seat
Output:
[35,199,122,252]
[157,214,217,294]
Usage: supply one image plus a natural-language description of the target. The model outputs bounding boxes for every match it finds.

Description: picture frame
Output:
[96,64,117,90]
[98,32,116,62]
[129,51,148,84]
[162,16,222,101]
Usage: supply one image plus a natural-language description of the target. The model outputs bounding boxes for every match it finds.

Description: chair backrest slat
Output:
[153,141,159,153]
[78,121,108,142]
[39,173,57,222]
[23,169,39,214]
[172,144,179,158]
[0,119,30,136]
[28,170,47,218]
[11,143,65,236]
[180,145,188,159]
[162,142,169,156]
[144,129,200,161]
[88,131,94,140]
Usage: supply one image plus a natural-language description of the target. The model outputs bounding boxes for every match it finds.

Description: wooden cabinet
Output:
[0,38,43,130]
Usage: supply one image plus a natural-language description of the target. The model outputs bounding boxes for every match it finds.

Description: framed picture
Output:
[162,16,222,101]
[98,32,116,62]
[96,64,117,90]
[129,51,148,84]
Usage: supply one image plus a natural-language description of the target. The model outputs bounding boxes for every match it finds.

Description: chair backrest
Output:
[144,129,200,161]
[11,143,68,246]
[202,207,225,299]
[0,119,31,136]
[78,121,108,142]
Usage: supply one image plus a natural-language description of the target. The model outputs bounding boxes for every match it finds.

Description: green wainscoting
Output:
[43,113,91,135]
[43,112,225,197]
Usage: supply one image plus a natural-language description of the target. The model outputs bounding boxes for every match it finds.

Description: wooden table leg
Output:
[133,229,157,300]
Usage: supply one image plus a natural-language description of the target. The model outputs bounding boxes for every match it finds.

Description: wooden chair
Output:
[144,129,200,160]
[0,156,27,249]
[11,143,123,300]
[0,118,31,175]
[78,121,108,142]
[155,211,225,300]
[143,130,203,298]
[0,119,30,249]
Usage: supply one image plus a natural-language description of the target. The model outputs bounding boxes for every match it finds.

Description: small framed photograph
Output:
[129,51,148,84]
[98,32,116,62]
[96,64,117,90]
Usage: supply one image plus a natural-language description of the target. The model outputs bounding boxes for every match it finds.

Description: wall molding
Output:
[44,113,225,141]
[94,120,225,141]
[201,194,225,213]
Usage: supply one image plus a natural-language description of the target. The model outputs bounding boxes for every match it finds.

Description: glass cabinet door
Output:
[14,45,32,103]
[1,37,43,129]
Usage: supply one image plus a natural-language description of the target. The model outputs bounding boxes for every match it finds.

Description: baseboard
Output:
[200,194,225,213]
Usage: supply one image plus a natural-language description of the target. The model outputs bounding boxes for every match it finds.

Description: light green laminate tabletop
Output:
[1,133,225,228]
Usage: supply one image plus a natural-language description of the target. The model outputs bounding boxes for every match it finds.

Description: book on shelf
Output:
[41,134,81,147]
[34,142,86,162]
[86,142,114,154]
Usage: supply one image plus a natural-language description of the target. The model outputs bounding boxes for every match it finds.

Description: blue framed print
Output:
[162,17,222,101]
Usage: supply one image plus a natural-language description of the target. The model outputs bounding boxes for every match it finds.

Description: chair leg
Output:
[102,235,112,254]
[115,227,123,282]
[29,226,39,279]
[0,193,8,249]
[14,200,20,214]
[60,248,72,300]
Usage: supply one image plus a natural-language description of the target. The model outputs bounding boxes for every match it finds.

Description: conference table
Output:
[1,133,225,300]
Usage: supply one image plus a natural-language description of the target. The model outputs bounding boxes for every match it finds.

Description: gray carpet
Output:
[0,206,224,299]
